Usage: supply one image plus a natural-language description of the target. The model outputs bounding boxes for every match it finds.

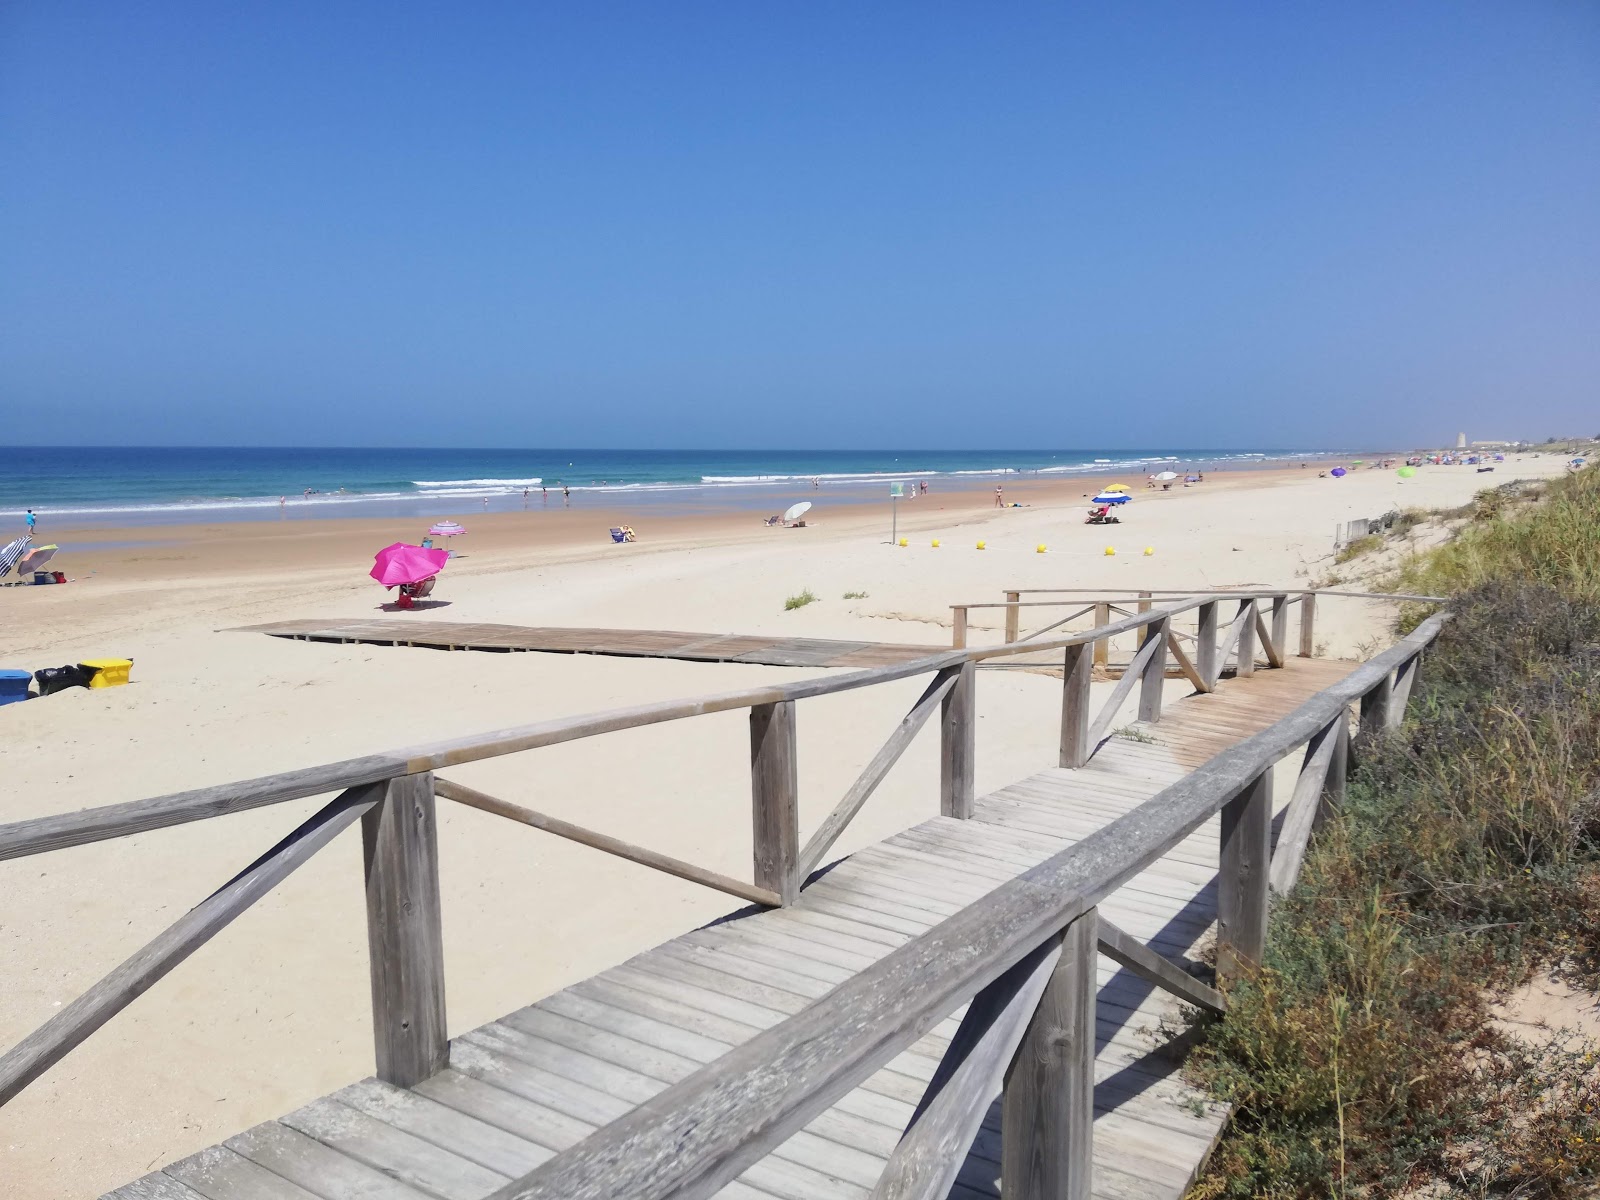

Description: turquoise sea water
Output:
[5,446,1345,527]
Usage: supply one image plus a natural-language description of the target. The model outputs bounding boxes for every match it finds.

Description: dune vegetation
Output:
[1190,467,1600,1197]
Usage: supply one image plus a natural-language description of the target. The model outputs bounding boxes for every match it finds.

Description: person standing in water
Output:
[993,487,1003,508]
[26,508,37,533]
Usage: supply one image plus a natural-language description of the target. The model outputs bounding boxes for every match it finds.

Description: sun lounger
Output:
[609,526,637,543]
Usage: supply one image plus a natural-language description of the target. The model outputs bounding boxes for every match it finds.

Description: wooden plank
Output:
[1253,608,1283,669]
[333,1079,552,1176]
[1002,910,1096,1200]
[951,607,968,650]
[798,672,957,881]
[1234,600,1257,678]
[1298,592,1316,657]
[1267,718,1341,895]
[750,702,801,906]
[1092,603,1110,667]
[1095,917,1223,1015]
[105,1175,209,1200]
[870,939,1063,1200]
[1270,595,1289,664]
[279,1096,508,1199]
[1210,603,1251,688]
[1217,769,1270,983]
[363,773,448,1089]
[1359,671,1393,736]
[435,778,780,908]
[0,787,378,1107]
[225,1120,436,1200]
[1085,633,1163,751]
[1165,634,1207,695]
[1003,592,1021,644]
[1137,618,1168,724]
[941,664,976,819]
[1058,642,1094,769]
[162,1145,323,1200]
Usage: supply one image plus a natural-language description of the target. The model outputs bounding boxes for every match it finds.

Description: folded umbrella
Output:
[371,543,449,589]
[0,534,31,578]
[1091,493,1130,505]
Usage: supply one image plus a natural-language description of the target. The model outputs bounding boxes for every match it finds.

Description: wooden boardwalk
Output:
[226,619,943,669]
[106,657,1358,1200]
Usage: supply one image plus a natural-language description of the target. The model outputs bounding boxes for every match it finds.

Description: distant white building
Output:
[1455,432,1467,449]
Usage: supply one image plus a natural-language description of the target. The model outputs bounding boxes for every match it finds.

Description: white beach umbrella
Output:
[783,502,813,523]
[1153,471,1179,481]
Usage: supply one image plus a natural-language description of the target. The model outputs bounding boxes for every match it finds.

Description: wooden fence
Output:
[0,596,1446,1198]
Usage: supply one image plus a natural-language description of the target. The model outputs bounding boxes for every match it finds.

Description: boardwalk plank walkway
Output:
[106,657,1356,1200]
[225,619,943,669]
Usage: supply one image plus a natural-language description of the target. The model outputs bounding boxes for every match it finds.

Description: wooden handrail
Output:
[0,600,1245,863]
[482,614,1450,1200]
[433,778,783,908]
[996,587,1446,603]
[0,786,380,1106]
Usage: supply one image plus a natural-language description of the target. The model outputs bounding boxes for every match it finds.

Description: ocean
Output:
[5,446,1340,527]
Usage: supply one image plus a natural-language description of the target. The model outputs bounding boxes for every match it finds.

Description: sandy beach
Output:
[0,455,1569,1198]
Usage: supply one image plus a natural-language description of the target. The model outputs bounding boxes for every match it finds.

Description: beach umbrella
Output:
[783,501,813,523]
[371,543,449,589]
[1330,467,1347,478]
[1091,493,1130,505]
[1103,483,1131,493]
[1397,466,1417,478]
[1153,471,1179,481]
[17,545,57,573]
[428,521,466,537]
[0,534,31,578]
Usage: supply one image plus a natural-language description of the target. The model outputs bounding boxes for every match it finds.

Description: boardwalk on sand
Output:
[106,656,1358,1200]
[226,618,944,669]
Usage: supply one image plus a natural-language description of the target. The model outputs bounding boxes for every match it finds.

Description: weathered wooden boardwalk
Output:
[227,619,943,669]
[106,657,1357,1200]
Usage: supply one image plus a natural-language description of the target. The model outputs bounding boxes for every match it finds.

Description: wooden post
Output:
[362,772,448,1088]
[1299,592,1316,658]
[1391,651,1423,725]
[1315,716,1350,830]
[1136,590,1152,614]
[1359,673,1393,737]
[941,662,976,819]
[1217,769,1270,983]
[1092,602,1110,667]
[750,701,800,905]
[1137,616,1168,724]
[1058,642,1093,769]
[951,606,968,650]
[1197,600,1219,689]
[1004,591,1021,644]
[1002,909,1096,1200]
[1235,600,1257,678]
[1270,595,1289,666]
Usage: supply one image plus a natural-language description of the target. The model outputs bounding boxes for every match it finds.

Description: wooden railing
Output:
[481,614,1447,1200]
[0,592,1445,1190]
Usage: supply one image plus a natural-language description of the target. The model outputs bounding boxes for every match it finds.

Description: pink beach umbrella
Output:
[428,521,466,538]
[371,543,449,588]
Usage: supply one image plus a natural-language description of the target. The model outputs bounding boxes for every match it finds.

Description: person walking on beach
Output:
[562,485,571,505]
[993,487,1003,508]
[25,509,36,533]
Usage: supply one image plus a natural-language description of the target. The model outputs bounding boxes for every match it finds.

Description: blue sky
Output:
[3,2,1596,448]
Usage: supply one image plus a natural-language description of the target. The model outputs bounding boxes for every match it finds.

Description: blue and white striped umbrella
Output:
[0,534,31,578]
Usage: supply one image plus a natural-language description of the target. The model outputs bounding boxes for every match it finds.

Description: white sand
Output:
[0,456,1568,1197]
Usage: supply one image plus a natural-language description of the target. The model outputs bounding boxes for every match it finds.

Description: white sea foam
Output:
[412,478,543,488]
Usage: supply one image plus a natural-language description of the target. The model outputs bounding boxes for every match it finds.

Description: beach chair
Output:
[396,576,436,609]
[609,527,637,543]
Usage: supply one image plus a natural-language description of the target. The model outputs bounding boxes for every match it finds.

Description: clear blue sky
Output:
[3,2,1596,449]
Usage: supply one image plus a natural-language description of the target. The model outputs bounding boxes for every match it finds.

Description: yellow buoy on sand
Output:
[1104,546,1116,556]
[1143,546,1154,556]
[898,538,908,547]
[1036,543,1047,554]
[976,540,986,550]
[931,539,940,548]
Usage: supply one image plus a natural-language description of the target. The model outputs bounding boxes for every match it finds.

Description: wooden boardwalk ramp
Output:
[225,618,943,669]
[1,590,1443,1200]
[106,660,1357,1200]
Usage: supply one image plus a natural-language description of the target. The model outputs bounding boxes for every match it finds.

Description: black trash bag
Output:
[34,664,94,695]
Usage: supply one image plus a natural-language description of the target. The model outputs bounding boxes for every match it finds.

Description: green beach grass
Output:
[1188,466,1600,1197]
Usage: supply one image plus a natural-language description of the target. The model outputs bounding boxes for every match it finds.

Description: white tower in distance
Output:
[1456,432,1467,449]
